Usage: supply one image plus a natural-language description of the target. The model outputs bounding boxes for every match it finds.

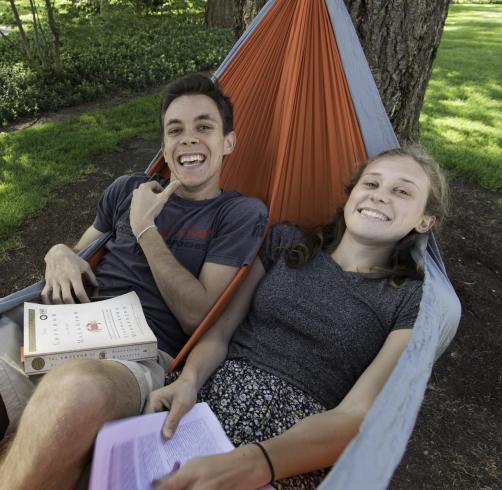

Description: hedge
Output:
[0,13,234,125]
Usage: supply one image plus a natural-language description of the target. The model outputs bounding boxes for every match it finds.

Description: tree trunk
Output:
[8,0,35,67]
[205,0,235,28]
[99,0,110,20]
[44,0,62,75]
[29,0,48,71]
[343,0,451,143]
[207,0,451,144]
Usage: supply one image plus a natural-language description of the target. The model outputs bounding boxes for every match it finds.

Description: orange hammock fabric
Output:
[158,0,367,370]
[219,0,366,226]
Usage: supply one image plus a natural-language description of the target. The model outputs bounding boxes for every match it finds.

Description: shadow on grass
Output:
[0,94,161,239]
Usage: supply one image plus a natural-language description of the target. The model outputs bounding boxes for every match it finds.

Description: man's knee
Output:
[32,359,139,421]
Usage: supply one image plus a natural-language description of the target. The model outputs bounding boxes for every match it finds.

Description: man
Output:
[0,73,267,489]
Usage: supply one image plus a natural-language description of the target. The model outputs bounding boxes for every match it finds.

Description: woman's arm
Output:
[259,328,413,479]
[144,257,266,437]
[154,328,413,490]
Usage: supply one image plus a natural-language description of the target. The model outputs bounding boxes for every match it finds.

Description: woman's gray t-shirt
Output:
[228,224,422,408]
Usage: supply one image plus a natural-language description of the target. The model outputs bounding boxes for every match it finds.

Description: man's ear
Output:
[223,131,237,156]
[415,215,436,234]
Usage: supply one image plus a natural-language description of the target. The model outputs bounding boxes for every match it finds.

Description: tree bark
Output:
[99,0,110,20]
[44,0,62,75]
[207,0,451,144]
[205,0,235,28]
[8,0,35,67]
[343,0,451,143]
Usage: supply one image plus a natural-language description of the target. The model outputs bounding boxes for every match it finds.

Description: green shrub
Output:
[0,11,233,125]
[452,1,502,4]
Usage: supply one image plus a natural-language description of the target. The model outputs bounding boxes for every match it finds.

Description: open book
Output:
[89,402,275,490]
[23,292,157,375]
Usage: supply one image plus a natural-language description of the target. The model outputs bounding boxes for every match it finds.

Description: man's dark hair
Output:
[160,73,234,140]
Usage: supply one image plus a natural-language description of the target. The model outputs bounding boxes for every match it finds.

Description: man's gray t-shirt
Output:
[228,224,422,408]
[93,173,268,357]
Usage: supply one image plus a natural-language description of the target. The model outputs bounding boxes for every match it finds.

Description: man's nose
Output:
[181,132,199,145]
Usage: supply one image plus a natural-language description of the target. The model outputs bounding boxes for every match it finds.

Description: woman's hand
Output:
[152,446,271,490]
[144,378,198,439]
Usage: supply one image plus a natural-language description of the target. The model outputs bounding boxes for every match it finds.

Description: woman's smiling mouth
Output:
[357,207,391,221]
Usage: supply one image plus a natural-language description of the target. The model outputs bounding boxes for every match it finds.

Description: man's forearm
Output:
[137,227,212,333]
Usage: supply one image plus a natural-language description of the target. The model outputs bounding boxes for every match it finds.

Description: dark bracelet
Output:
[252,441,275,484]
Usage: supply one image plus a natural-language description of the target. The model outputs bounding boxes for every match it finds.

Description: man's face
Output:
[162,94,236,199]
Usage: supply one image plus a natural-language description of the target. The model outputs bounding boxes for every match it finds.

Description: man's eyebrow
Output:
[363,172,419,188]
[165,114,217,126]
[195,114,217,122]
[165,118,182,126]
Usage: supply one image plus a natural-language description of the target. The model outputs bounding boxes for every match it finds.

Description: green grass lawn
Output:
[420,4,502,191]
[0,93,161,254]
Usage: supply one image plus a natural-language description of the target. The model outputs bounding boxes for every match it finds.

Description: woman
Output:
[146,145,449,490]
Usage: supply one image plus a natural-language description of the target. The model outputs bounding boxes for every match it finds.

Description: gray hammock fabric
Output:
[0,1,461,488]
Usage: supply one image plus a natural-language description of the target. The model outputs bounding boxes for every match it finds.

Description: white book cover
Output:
[89,402,274,490]
[23,292,157,373]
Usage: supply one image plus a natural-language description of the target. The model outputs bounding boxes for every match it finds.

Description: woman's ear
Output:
[415,215,436,234]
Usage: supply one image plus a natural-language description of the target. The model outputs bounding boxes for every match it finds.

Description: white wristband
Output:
[137,224,157,242]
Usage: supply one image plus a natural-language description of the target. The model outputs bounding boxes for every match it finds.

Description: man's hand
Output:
[144,378,198,439]
[42,244,98,304]
[130,180,181,239]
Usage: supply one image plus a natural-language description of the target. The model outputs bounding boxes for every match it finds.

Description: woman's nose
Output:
[370,190,389,203]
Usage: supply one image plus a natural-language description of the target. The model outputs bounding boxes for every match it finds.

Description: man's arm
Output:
[138,228,239,334]
[73,225,103,253]
[130,180,265,334]
[41,225,102,304]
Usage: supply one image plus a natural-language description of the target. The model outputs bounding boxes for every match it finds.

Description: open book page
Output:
[89,402,274,490]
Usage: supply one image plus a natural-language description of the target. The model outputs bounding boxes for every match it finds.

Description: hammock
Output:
[0,0,460,487]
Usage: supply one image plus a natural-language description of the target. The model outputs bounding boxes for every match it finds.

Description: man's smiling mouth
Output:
[357,208,391,221]
[177,153,206,167]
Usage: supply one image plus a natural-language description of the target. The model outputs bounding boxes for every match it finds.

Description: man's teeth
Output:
[179,154,205,166]
[359,209,390,221]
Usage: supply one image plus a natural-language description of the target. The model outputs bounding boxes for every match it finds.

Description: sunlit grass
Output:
[420,4,502,191]
[0,93,161,247]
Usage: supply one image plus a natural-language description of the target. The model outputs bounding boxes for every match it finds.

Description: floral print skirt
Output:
[166,358,328,489]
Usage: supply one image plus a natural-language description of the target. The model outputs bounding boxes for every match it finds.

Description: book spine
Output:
[24,342,158,375]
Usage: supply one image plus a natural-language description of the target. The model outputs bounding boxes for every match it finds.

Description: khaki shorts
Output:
[111,351,173,413]
[0,309,171,436]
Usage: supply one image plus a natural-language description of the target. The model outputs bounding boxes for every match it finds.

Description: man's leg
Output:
[0,359,141,490]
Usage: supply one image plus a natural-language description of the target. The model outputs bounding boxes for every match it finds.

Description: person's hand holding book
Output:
[144,377,198,439]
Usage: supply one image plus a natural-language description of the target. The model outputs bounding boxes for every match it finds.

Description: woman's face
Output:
[343,156,436,246]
